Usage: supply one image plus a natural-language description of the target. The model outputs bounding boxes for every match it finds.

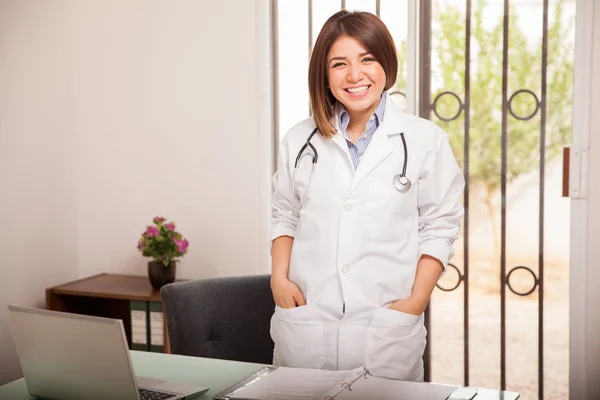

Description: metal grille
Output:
[419,1,571,399]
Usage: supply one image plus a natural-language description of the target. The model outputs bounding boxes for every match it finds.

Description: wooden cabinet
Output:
[46,273,185,354]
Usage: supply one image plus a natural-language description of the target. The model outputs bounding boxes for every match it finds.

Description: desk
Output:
[46,273,186,353]
[0,351,520,399]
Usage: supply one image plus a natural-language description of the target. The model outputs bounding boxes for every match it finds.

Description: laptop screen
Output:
[7,306,140,400]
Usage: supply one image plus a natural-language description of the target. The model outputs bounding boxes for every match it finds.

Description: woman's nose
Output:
[347,64,364,82]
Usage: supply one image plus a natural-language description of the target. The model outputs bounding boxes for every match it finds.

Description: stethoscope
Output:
[292,128,411,214]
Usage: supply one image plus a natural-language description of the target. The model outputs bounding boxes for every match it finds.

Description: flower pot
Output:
[148,261,176,290]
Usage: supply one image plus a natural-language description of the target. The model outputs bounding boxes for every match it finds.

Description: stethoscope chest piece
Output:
[393,174,411,193]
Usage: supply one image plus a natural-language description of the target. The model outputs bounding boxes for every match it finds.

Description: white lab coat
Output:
[270,94,464,381]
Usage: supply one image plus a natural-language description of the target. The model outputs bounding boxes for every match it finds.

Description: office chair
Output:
[160,274,275,364]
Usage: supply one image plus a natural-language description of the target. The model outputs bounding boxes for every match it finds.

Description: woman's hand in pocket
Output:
[271,277,306,309]
[387,298,423,316]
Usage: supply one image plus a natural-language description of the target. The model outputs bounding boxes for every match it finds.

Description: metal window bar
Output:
[538,2,549,398]
[500,1,509,391]
[463,0,472,387]
[418,0,433,383]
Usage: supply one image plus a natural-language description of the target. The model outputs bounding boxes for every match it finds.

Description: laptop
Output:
[7,305,209,400]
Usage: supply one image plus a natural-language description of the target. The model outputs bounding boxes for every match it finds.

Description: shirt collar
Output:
[339,91,387,131]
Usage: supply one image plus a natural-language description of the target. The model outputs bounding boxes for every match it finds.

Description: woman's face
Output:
[326,35,386,117]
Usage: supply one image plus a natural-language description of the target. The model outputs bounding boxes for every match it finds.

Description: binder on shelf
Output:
[213,365,460,400]
[129,301,165,353]
[129,300,148,351]
[149,301,165,353]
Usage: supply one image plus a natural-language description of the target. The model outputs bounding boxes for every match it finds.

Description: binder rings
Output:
[213,366,460,400]
[322,367,369,399]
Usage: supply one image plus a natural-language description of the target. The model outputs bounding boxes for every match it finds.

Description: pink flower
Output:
[146,226,160,237]
[172,237,189,254]
[165,222,176,231]
[153,216,166,224]
[137,241,144,250]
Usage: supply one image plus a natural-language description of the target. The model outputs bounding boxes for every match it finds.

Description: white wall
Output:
[0,0,80,385]
[70,0,272,279]
[0,0,272,385]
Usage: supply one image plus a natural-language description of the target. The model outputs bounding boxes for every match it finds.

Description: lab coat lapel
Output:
[347,128,392,193]
[346,99,407,195]
[331,131,351,156]
[329,103,355,166]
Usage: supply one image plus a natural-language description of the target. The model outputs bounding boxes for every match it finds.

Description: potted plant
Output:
[137,216,189,290]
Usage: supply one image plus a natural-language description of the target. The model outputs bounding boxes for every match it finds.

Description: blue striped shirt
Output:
[339,93,387,170]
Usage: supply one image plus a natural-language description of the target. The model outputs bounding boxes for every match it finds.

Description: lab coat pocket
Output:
[363,182,417,242]
[365,307,426,381]
[270,304,325,369]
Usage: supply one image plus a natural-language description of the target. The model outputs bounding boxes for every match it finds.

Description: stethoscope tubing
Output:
[292,128,410,213]
[292,128,319,214]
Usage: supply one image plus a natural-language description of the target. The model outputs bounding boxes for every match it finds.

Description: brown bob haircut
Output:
[308,10,398,138]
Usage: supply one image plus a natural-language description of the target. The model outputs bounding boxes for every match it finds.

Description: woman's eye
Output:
[331,62,345,68]
[363,57,376,62]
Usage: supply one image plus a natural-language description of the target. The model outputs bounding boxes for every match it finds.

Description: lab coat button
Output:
[341,265,350,273]
[344,204,352,211]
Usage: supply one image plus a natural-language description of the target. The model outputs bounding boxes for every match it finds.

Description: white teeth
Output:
[347,86,369,93]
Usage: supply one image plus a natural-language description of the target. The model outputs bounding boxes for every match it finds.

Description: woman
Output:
[270,10,464,382]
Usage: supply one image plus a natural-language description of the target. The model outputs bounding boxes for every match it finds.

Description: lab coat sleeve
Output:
[417,129,465,271]
[270,136,300,244]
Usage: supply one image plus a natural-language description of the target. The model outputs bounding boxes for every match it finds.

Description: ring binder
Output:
[323,368,369,400]
[213,366,366,400]
[213,365,457,400]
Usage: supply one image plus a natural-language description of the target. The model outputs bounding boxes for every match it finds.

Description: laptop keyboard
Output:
[139,387,177,400]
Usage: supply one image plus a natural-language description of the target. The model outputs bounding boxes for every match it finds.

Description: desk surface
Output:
[0,351,520,400]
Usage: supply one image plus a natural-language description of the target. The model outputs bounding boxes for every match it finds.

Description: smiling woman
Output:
[308,10,398,140]
[269,9,465,384]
